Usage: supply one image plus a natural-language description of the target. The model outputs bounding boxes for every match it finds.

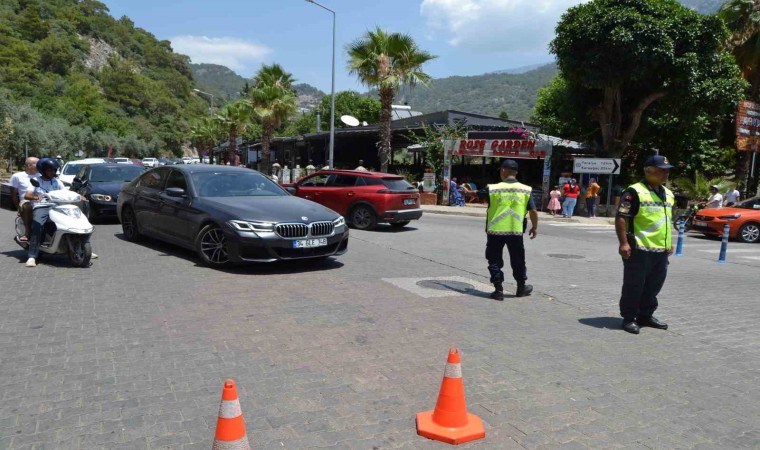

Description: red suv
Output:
[285,170,422,230]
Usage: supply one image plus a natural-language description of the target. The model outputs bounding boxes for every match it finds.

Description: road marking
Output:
[739,256,760,260]
[697,249,759,254]
[545,222,614,228]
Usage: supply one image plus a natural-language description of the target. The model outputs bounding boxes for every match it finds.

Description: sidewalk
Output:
[422,204,616,225]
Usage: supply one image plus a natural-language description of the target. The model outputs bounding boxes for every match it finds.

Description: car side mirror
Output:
[165,187,186,198]
[285,186,297,195]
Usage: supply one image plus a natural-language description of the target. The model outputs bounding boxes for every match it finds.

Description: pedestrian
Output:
[584,177,601,217]
[448,177,465,206]
[547,185,562,216]
[615,155,674,334]
[561,178,580,217]
[704,185,722,209]
[479,159,538,300]
[724,186,740,207]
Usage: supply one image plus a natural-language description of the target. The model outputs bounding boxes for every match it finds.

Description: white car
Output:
[181,157,194,164]
[59,158,107,188]
[142,157,159,168]
[114,157,131,164]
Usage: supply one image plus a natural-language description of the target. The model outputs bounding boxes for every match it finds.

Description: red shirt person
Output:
[561,179,581,217]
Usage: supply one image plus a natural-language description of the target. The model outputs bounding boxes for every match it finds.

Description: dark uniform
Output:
[481,183,536,285]
[617,160,673,334]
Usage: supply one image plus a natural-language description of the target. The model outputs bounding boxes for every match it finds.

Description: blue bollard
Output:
[675,220,684,256]
[718,224,730,264]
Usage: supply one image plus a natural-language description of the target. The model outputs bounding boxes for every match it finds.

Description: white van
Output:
[59,158,107,188]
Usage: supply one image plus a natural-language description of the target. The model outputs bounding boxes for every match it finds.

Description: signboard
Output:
[422,172,436,193]
[736,100,760,152]
[444,139,550,159]
[573,158,621,174]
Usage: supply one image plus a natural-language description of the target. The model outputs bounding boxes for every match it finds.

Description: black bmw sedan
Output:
[71,163,146,220]
[116,165,349,266]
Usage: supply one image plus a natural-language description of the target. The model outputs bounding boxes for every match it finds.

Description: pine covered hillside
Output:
[189,63,246,101]
[403,64,559,120]
[0,0,208,160]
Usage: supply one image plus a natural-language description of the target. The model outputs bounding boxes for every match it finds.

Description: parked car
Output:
[59,158,107,188]
[284,170,422,230]
[181,156,194,164]
[142,157,159,168]
[130,159,145,167]
[117,165,349,266]
[114,157,131,164]
[691,196,760,243]
[71,163,145,220]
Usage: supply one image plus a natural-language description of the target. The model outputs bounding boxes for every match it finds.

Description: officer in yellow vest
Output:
[615,155,674,334]
[482,159,538,300]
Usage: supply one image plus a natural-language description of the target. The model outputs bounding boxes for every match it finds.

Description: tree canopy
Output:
[534,0,747,182]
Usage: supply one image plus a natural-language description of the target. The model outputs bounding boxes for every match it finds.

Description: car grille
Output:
[276,223,308,238]
[310,221,334,237]
[274,221,335,239]
[694,215,714,221]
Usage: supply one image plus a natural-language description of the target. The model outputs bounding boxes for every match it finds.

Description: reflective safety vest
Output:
[629,182,674,252]
[486,181,532,235]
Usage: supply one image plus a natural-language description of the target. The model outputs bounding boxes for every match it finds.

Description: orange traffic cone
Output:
[212,379,251,450]
[416,347,485,445]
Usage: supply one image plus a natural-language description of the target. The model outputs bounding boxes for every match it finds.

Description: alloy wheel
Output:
[200,227,229,264]
[741,224,760,243]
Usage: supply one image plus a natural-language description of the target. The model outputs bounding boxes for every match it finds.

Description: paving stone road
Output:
[0,207,758,449]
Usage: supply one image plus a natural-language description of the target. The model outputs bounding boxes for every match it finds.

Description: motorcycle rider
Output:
[23,158,64,267]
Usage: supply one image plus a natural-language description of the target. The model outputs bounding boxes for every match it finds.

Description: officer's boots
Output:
[490,282,504,301]
[516,282,533,297]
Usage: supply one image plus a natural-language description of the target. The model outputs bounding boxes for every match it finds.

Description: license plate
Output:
[293,238,327,249]
[695,221,707,227]
[403,198,416,205]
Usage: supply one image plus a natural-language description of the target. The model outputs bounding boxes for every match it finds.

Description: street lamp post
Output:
[305,0,335,169]
[193,88,216,164]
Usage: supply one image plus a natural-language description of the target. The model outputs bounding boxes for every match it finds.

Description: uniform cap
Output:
[500,159,519,170]
[643,155,673,169]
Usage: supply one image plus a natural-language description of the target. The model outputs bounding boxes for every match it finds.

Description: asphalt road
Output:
[1,208,759,449]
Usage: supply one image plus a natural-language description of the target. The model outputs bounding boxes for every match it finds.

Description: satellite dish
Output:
[340,115,360,127]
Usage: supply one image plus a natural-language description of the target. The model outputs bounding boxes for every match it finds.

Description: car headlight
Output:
[228,220,275,232]
[91,194,113,202]
[59,208,82,218]
[334,216,346,227]
[718,214,741,220]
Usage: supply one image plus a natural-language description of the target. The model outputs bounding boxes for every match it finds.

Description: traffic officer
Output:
[615,155,674,334]
[481,159,538,300]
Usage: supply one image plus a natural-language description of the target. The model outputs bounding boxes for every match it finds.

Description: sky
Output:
[102,0,588,93]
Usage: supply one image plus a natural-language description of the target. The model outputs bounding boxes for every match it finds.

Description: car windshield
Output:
[63,164,83,175]
[193,171,288,197]
[90,166,144,182]
[381,177,416,190]
[736,198,760,210]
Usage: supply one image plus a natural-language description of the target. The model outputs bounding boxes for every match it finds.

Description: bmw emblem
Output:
[301,216,308,221]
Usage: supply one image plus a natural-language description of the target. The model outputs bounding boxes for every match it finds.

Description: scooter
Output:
[672,202,705,232]
[14,180,94,267]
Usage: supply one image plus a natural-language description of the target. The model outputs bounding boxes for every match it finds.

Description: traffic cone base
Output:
[416,410,485,445]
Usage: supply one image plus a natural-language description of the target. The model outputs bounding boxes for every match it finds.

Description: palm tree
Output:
[671,172,736,201]
[190,116,222,163]
[719,0,760,96]
[216,99,253,165]
[347,28,436,172]
[249,63,297,175]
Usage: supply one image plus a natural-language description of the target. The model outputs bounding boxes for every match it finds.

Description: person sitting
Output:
[24,158,64,267]
[9,157,40,242]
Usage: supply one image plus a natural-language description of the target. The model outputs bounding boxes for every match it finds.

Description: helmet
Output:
[36,158,60,176]
[710,185,719,191]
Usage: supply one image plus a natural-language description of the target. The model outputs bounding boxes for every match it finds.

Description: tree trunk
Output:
[259,121,274,175]
[228,125,238,166]
[593,88,665,157]
[378,87,394,173]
